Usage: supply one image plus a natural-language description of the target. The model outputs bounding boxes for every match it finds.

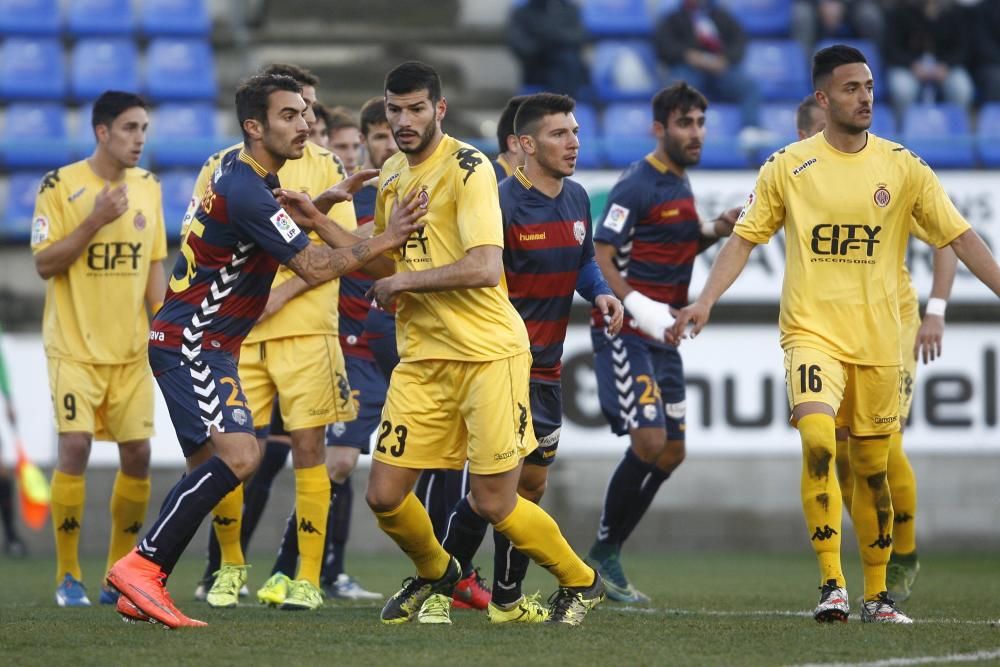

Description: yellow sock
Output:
[294,465,330,586]
[105,471,151,575]
[494,495,593,588]
[51,470,85,583]
[849,436,893,600]
[886,432,917,556]
[375,492,450,580]
[834,437,853,517]
[212,484,245,566]
[797,414,844,587]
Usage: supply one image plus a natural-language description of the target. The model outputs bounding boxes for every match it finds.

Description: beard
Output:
[395,122,436,155]
[665,137,701,168]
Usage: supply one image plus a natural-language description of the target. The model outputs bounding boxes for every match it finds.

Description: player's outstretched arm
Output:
[311,169,379,214]
[914,245,957,364]
[366,244,501,309]
[35,184,128,279]
[697,206,742,253]
[145,260,166,314]
[949,229,1000,299]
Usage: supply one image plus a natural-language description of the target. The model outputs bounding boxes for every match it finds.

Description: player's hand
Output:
[366,274,402,310]
[715,206,742,237]
[595,294,624,336]
[258,289,289,324]
[315,169,380,208]
[91,183,129,226]
[273,189,321,229]
[384,189,427,247]
[914,314,945,364]
[623,291,676,344]
[669,300,712,344]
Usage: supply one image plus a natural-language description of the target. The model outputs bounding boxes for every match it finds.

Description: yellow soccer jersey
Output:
[31,161,167,364]
[734,132,969,366]
[375,134,529,362]
[186,141,357,342]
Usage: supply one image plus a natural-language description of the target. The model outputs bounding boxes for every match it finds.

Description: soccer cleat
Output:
[487,592,549,624]
[257,572,292,607]
[417,593,452,624]
[205,564,249,609]
[116,594,154,625]
[861,592,914,624]
[194,576,211,602]
[886,555,920,603]
[813,579,849,623]
[324,573,383,601]
[451,567,491,610]
[55,573,91,607]
[545,570,606,626]
[99,585,120,605]
[381,556,462,624]
[106,549,206,629]
[587,552,648,603]
[280,579,324,611]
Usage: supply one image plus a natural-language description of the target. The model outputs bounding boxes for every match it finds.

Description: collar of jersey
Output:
[644,153,671,174]
[817,130,873,159]
[497,154,515,178]
[514,165,533,190]
[238,149,270,178]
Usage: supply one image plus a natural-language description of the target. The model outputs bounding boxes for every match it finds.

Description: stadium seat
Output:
[145,39,216,101]
[141,0,211,37]
[581,0,651,38]
[718,0,792,37]
[602,102,651,167]
[1,171,42,242]
[66,0,134,36]
[573,103,602,169]
[158,169,198,241]
[976,103,1000,167]
[754,103,798,162]
[815,39,884,100]
[0,38,64,100]
[744,40,810,101]
[701,104,747,169]
[870,107,897,142]
[591,41,659,103]
[657,0,683,15]
[150,103,217,168]
[1,103,71,168]
[71,39,140,101]
[0,0,59,35]
[901,103,975,169]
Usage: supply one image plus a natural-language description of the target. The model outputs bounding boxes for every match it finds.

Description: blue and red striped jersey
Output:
[339,183,377,360]
[149,149,309,370]
[501,168,611,383]
[591,154,699,344]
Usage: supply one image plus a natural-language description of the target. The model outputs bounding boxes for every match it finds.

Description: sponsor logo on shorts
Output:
[665,400,686,420]
[331,422,347,437]
[494,449,516,462]
[309,407,331,417]
[873,415,898,425]
[538,427,561,449]
[643,404,658,421]
[232,408,248,426]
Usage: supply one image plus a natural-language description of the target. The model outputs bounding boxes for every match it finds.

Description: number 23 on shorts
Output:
[376,420,408,457]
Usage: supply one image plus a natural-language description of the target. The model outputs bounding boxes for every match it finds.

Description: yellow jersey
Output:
[375,134,529,362]
[31,160,167,364]
[186,141,357,342]
[734,132,969,366]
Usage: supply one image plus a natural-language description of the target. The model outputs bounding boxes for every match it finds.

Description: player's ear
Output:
[435,97,447,123]
[242,118,264,142]
[94,123,109,144]
[652,120,666,140]
[517,134,535,156]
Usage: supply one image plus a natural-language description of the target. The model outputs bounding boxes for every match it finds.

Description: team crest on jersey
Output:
[202,181,217,214]
[873,183,891,208]
[270,209,301,242]
[417,185,430,208]
[602,203,629,233]
[31,216,49,245]
[573,220,586,245]
[232,408,248,426]
[133,211,146,230]
[736,191,754,224]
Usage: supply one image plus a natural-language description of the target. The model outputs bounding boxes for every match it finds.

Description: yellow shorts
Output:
[239,335,356,433]
[899,304,920,421]
[784,347,901,437]
[375,352,538,475]
[46,356,154,442]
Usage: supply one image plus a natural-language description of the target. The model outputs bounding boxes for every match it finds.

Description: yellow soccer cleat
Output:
[417,593,452,624]
[487,592,549,624]
[280,579,324,611]
[256,572,291,607]
[206,564,250,609]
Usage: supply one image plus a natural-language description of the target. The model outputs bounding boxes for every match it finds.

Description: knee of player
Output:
[468,489,516,525]
[629,429,668,462]
[57,433,92,472]
[223,446,262,481]
[365,486,402,514]
[517,478,546,503]
[327,457,357,482]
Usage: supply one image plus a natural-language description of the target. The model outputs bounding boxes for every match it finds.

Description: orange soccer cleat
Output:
[107,550,207,629]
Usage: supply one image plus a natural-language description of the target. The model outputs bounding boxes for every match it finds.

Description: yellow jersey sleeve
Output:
[734,156,784,245]
[909,155,970,248]
[30,171,65,254]
[453,147,503,251]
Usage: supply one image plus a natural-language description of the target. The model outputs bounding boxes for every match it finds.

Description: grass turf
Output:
[1,551,998,666]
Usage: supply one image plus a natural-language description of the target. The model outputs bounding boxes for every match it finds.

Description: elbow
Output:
[35,261,54,280]
[301,272,324,288]
[479,263,502,288]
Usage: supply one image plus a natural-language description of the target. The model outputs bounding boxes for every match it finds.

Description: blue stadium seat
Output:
[2,171,42,242]
[744,40,809,101]
[1,103,71,168]
[657,0,683,15]
[815,39,884,99]
[67,0,134,36]
[158,169,198,241]
[870,107,896,142]
[602,102,651,167]
[901,103,975,169]
[71,39,140,101]
[573,103,602,169]
[150,103,217,168]
[976,103,1000,167]
[0,38,64,100]
[145,39,216,101]
[581,0,651,38]
[592,41,659,103]
[718,0,792,37]
[141,0,211,37]
[0,0,59,35]
[701,104,747,168]
[754,102,799,162]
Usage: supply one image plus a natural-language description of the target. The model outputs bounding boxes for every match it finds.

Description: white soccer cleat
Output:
[861,592,913,624]
[813,579,849,623]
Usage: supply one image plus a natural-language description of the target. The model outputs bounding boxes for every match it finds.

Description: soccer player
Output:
[586,83,740,603]
[31,91,165,608]
[328,107,363,174]
[309,101,331,149]
[106,73,424,629]
[365,61,605,626]
[440,92,624,624]
[492,95,527,182]
[672,45,1000,624]
[796,94,958,603]
[0,325,27,557]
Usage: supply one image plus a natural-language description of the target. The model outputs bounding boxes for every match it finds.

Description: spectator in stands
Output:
[654,0,762,130]
[884,0,974,119]
[327,107,363,174]
[507,0,590,98]
[310,102,332,149]
[971,0,1000,101]
[791,0,884,54]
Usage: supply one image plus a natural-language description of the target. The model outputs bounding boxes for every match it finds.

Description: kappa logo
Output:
[213,516,237,526]
[573,220,586,245]
[869,534,893,549]
[68,186,86,202]
[895,512,914,524]
[39,168,60,193]
[792,157,817,176]
[299,518,321,535]
[517,402,528,443]
[811,524,838,541]
[58,517,81,533]
[123,521,142,534]
[454,147,483,184]
[873,415,898,425]
[380,172,400,192]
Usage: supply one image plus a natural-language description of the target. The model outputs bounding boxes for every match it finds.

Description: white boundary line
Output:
[788,648,1000,667]
[609,606,997,626]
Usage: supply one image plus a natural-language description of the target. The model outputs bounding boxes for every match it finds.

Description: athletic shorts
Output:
[239,334,356,436]
[325,354,389,454]
[592,331,686,440]
[784,346,901,437]
[268,397,287,438]
[899,301,920,422]
[524,381,562,467]
[46,356,154,442]
[375,352,538,475]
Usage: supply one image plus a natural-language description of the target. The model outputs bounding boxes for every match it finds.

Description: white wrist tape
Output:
[700,220,718,238]
[926,297,947,317]
[624,291,675,341]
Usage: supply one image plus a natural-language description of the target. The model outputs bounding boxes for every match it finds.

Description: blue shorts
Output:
[367,334,399,382]
[592,330,686,440]
[325,354,388,454]
[525,381,562,467]
[151,351,256,458]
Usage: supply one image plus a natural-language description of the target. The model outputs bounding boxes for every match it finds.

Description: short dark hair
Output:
[259,63,319,88]
[385,61,441,102]
[91,90,147,131]
[651,82,708,126]
[496,95,528,153]
[796,94,821,133]
[359,96,388,136]
[812,44,867,89]
[327,106,359,132]
[235,74,303,142]
[513,93,576,137]
[312,101,331,130]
